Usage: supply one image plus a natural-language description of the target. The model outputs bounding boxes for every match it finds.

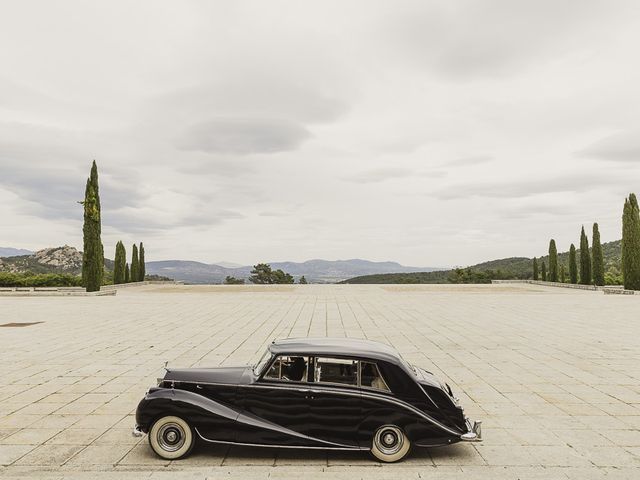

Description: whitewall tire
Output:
[149,415,195,460]
[371,425,410,462]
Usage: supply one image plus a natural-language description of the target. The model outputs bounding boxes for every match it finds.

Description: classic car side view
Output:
[133,337,482,462]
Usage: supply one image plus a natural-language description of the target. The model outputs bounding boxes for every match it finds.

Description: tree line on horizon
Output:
[224,263,307,285]
[533,193,640,289]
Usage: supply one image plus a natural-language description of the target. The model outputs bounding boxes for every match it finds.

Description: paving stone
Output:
[0,283,638,478]
[46,428,105,445]
[63,444,134,466]
[14,444,85,466]
[0,428,61,445]
[0,444,36,465]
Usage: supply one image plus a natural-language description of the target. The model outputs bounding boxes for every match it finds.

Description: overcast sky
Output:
[2,1,640,267]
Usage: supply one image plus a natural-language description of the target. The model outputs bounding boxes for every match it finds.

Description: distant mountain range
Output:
[0,247,33,257]
[146,259,442,284]
[0,246,441,283]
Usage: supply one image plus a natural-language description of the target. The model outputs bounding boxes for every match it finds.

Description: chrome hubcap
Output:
[374,426,404,456]
[157,422,186,452]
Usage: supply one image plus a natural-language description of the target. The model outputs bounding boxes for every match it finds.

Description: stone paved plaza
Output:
[1,283,639,479]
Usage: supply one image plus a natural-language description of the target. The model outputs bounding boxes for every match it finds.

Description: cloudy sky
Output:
[1,0,640,267]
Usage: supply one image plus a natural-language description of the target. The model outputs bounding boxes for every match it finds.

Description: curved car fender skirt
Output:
[359,408,462,447]
[136,389,241,443]
[200,409,360,449]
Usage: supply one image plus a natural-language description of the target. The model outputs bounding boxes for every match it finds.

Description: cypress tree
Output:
[131,244,139,282]
[569,244,578,284]
[580,226,591,285]
[113,241,126,284]
[548,239,558,282]
[592,223,604,286]
[541,261,547,281]
[125,263,130,283]
[81,161,103,292]
[622,193,640,290]
[532,257,539,280]
[139,242,145,281]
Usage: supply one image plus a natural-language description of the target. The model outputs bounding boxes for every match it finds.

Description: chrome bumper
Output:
[132,425,145,438]
[460,419,482,442]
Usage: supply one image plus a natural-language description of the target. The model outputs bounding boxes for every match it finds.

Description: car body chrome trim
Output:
[460,419,482,442]
[165,379,461,436]
[194,428,369,451]
[417,383,441,410]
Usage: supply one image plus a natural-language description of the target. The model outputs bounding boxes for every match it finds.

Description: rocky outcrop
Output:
[0,245,87,274]
[33,245,83,271]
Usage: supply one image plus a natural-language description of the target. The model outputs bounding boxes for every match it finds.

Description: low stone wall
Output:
[101,280,183,290]
[0,280,182,297]
[603,287,640,295]
[0,288,115,297]
[491,279,634,294]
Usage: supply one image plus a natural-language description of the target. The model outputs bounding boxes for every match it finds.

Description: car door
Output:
[305,356,363,448]
[239,355,317,447]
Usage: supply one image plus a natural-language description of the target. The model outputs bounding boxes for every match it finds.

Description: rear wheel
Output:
[370,425,410,462]
[149,415,195,460]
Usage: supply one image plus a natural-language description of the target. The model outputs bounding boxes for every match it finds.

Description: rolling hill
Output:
[342,240,622,284]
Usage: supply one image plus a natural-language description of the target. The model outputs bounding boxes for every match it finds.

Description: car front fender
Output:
[135,388,241,443]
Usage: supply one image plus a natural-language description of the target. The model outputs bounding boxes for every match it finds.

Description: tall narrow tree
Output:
[579,226,591,285]
[560,264,566,283]
[81,161,103,292]
[592,223,604,286]
[113,241,126,284]
[548,239,558,282]
[131,244,139,282]
[569,244,578,284]
[532,257,539,281]
[541,261,547,281]
[622,193,640,290]
[125,263,130,283]
[139,242,145,281]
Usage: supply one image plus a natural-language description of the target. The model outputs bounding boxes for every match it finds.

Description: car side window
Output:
[315,357,357,386]
[360,361,390,392]
[263,356,309,382]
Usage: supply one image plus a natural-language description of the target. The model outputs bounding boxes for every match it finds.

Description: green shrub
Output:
[0,272,83,287]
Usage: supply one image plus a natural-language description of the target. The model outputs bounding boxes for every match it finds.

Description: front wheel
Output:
[148,415,195,460]
[371,425,410,462]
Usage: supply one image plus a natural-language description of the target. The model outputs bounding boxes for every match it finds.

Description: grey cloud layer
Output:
[1,1,640,265]
[434,172,634,200]
[386,0,622,78]
[178,118,311,155]
[579,130,640,162]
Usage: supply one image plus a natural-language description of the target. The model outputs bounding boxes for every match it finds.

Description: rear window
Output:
[360,361,390,392]
[315,357,357,386]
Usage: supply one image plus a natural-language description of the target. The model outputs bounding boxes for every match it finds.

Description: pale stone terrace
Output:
[0,283,639,479]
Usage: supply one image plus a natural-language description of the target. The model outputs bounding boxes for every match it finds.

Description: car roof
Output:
[268,337,404,365]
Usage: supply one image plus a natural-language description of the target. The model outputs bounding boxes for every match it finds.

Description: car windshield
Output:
[253,349,273,376]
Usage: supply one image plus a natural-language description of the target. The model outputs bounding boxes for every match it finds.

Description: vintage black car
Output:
[133,337,482,462]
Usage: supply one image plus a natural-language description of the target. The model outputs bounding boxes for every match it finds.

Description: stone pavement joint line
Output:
[0,283,639,479]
